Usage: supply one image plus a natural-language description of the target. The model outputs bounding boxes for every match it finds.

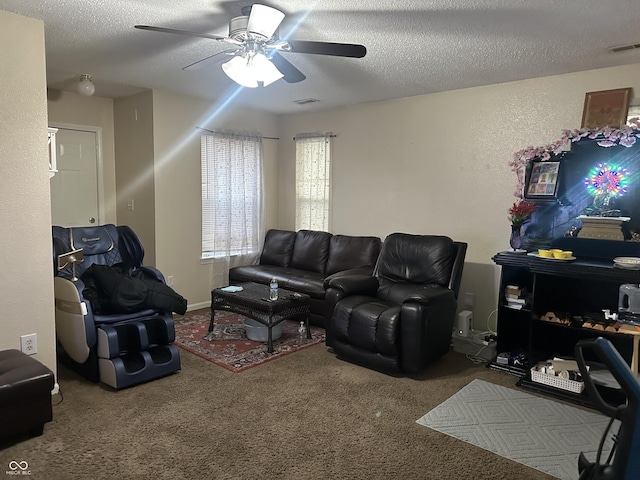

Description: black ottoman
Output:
[0,349,55,442]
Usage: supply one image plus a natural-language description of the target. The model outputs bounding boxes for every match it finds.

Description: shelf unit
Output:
[492,248,640,404]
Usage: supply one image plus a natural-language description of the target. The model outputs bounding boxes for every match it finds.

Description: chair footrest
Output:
[98,345,181,389]
[97,317,175,359]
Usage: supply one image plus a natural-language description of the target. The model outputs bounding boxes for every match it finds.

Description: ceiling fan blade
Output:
[287,40,366,58]
[270,53,306,83]
[134,25,226,42]
[182,49,238,71]
[247,4,285,39]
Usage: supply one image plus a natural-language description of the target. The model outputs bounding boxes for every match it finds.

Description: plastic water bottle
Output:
[298,321,306,343]
[269,277,278,300]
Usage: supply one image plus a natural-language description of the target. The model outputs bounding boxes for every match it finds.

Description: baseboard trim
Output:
[187,301,211,312]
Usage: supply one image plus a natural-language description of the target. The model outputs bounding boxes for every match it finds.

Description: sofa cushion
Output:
[259,229,296,267]
[326,235,382,276]
[229,264,290,285]
[280,271,327,298]
[290,230,332,274]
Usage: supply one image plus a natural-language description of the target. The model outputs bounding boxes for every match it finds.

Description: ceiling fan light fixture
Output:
[77,74,95,96]
[222,52,283,88]
[222,55,259,88]
[246,4,285,39]
[252,53,284,86]
[137,4,367,87]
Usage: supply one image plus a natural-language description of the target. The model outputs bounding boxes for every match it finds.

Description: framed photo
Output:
[525,161,560,199]
[581,87,633,129]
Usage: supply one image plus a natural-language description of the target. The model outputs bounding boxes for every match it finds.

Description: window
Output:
[295,134,332,231]
[201,131,264,259]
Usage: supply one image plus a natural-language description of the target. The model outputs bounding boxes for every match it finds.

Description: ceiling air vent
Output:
[294,98,319,105]
[608,43,640,53]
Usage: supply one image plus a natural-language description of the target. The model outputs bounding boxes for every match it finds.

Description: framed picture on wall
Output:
[581,87,633,129]
[525,160,560,199]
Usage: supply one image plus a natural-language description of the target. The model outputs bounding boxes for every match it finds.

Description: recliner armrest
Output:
[323,267,375,289]
[399,285,456,306]
[327,275,379,296]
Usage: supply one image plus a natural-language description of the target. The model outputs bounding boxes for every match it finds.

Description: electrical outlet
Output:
[166,275,174,287]
[20,333,37,355]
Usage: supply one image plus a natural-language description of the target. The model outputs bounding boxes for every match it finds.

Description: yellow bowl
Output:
[538,249,553,258]
[553,250,573,259]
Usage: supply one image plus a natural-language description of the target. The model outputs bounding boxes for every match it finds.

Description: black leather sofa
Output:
[228,229,382,327]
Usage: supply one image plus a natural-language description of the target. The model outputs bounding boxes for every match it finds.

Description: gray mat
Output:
[416,379,618,480]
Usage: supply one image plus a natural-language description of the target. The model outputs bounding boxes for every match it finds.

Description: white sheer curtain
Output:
[295,133,332,231]
[201,130,265,288]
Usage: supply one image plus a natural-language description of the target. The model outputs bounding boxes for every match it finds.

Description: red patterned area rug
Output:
[173,309,325,372]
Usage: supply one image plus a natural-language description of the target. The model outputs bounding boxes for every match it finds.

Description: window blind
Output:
[201,131,264,258]
[295,133,332,231]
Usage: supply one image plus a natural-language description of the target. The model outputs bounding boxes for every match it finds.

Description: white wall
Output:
[277,63,640,330]
[149,90,280,308]
[0,10,57,376]
[114,90,156,264]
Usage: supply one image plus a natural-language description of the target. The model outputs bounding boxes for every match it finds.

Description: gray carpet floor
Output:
[0,344,577,479]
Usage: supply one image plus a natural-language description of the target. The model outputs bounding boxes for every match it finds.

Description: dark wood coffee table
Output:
[206,282,311,353]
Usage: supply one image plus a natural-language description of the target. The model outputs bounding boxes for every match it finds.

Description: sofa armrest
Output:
[327,274,379,297]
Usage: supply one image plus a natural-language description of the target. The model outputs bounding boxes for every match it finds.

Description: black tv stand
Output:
[491,239,640,405]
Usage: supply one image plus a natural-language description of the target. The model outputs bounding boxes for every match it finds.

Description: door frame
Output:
[49,122,105,225]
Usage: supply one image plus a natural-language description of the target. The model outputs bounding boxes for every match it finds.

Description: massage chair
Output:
[52,224,182,389]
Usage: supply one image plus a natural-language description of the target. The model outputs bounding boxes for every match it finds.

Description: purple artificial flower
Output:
[620,136,637,147]
[509,123,640,199]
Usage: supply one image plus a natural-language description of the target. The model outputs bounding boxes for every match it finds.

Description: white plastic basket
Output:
[530,365,584,393]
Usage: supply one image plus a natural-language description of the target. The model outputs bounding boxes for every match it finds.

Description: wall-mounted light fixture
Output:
[77,74,95,96]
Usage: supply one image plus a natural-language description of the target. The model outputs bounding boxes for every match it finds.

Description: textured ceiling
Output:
[3,0,640,114]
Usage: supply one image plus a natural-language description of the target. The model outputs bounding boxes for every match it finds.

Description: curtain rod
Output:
[196,126,279,140]
[293,134,337,141]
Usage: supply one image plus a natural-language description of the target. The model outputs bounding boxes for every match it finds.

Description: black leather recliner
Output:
[325,233,467,374]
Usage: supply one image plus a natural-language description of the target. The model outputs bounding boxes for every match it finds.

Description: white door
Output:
[50,128,100,227]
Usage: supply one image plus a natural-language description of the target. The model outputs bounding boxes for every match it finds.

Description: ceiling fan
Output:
[134,4,367,88]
